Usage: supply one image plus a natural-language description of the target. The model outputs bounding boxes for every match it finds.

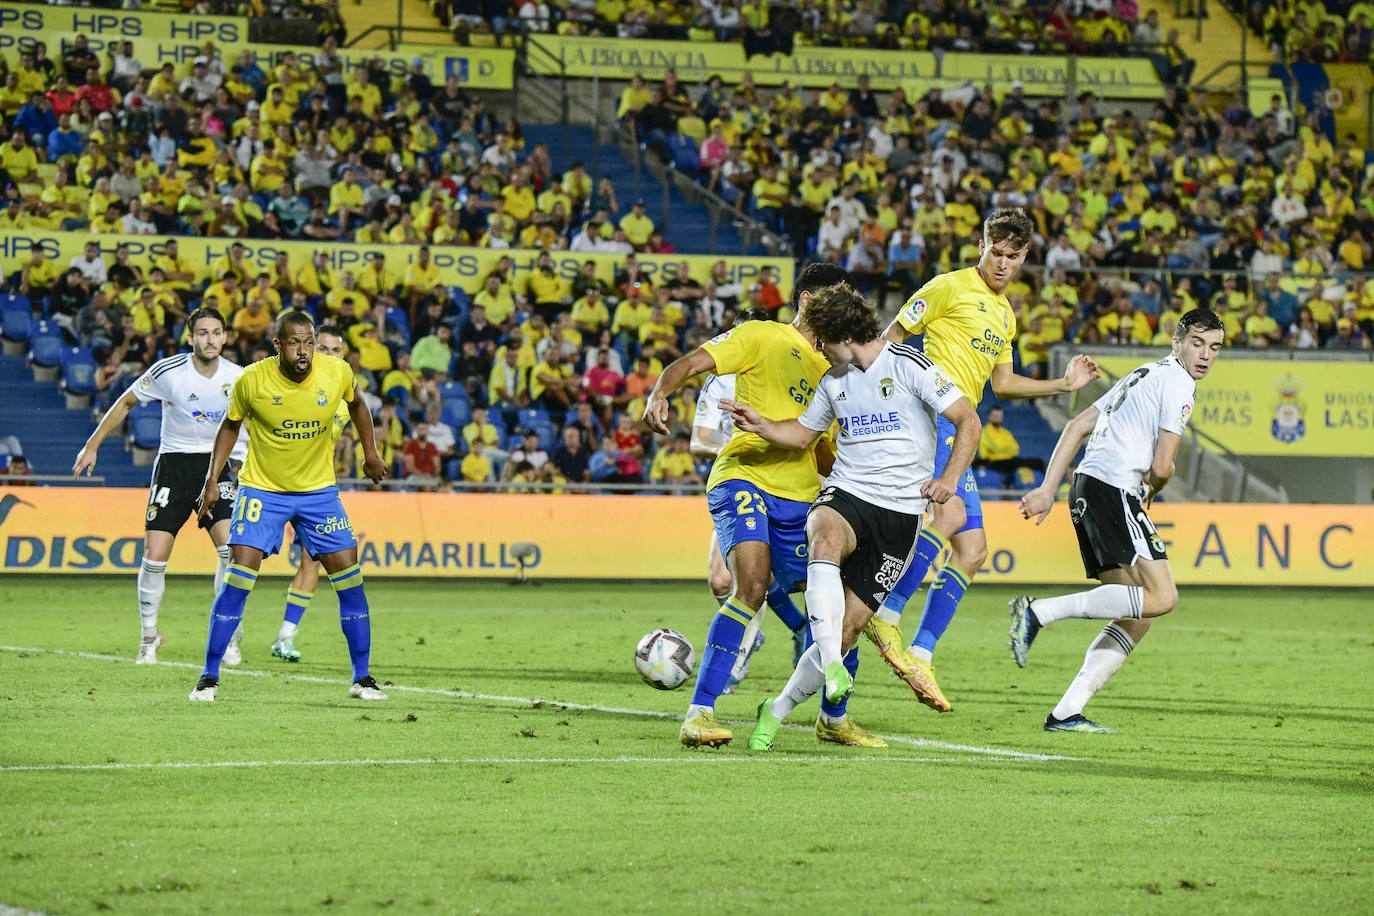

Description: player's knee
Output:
[933,500,966,537]
[707,569,732,597]
[1146,582,1179,616]
[950,537,986,572]
[732,579,768,609]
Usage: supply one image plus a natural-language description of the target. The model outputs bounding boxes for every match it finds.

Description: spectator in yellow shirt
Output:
[328,168,367,233]
[570,287,610,335]
[1244,300,1283,347]
[474,272,516,325]
[620,198,655,249]
[0,133,38,182]
[460,437,494,483]
[404,245,442,316]
[295,250,334,298]
[501,172,537,223]
[649,433,703,486]
[231,296,273,357]
[975,406,1042,475]
[245,273,282,315]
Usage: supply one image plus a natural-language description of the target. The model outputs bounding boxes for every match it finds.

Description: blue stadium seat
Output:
[974,467,1007,492]
[130,402,162,448]
[506,432,525,451]
[2,306,34,347]
[531,423,556,452]
[517,407,550,430]
[28,321,65,375]
[668,133,699,175]
[60,347,97,396]
[0,294,31,313]
[384,306,411,342]
[438,380,468,403]
[441,399,471,428]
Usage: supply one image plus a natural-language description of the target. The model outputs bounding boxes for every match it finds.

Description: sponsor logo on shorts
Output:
[1071,497,1087,525]
[314,515,354,536]
[874,553,905,591]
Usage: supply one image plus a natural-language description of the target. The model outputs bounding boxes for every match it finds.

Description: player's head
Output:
[978,208,1033,293]
[1171,308,1226,380]
[801,282,881,365]
[186,306,226,360]
[273,309,316,380]
[316,323,345,358]
[733,306,771,326]
[791,262,850,315]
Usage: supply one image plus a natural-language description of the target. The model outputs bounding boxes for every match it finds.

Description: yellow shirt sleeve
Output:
[701,320,766,376]
[896,273,956,336]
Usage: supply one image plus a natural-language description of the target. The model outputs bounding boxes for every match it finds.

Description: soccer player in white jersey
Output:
[720,283,982,751]
[1012,309,1226,733]
[73,307,249,665]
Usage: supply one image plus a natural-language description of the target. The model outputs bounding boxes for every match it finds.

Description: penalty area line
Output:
[0,645,1077,763]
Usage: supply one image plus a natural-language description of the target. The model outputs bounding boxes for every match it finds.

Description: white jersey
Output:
[693,373,736,444]
[799,341,966,514]
[128,354,249,461]
[1077,354,1196,494]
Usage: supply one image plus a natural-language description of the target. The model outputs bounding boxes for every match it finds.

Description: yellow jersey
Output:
[895,267,1015,410]
[228,354,356,493]
[703,320,830,502]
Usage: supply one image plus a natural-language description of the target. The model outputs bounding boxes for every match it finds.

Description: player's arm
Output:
[73,387,140,476]
[643,347,716,434]
[1143,430,1181,508]
[196,416,243,522]
[925,396,980,504]
[1019,404,1099,525]
[990,354,1101,399]
[719,399,821,450]
[347,385,389,484]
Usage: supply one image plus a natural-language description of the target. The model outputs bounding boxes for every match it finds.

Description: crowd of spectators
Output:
[1246,0,1374,62]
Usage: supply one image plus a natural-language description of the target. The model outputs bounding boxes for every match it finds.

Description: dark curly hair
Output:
[801,283,881,345]
[983,208,1034,250]
[791,261,851,308]
[186,306,225,332]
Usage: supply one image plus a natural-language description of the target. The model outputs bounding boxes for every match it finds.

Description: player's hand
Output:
[642,393,672,434]
[196,478,219,524]
[1019,487,1054,525]
[1063,354,1102,392]
[921,475,957,504]
[72,446,97,477]
[362,454,389,484]
[719,398,765,434]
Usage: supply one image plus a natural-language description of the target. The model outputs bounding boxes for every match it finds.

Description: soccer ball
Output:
[634,629,695,690]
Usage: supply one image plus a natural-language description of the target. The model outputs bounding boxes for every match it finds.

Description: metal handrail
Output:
[1,474,106,485]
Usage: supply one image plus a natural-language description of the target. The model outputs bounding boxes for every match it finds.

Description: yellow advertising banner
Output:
[1325,63,1374,145]
[528,35,938,89]
[4,489,1367,586]
[0,29,514,90]
[1094,356,1374,457]
[0,230,794,297]
[0,1,243,43]
[527,35,1162,97]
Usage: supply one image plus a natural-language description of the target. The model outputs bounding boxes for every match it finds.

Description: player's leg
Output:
[302,488,386,700]
[274,551,319,662]
[708,528,762,694]
[682,482,773,747]
[803,503,858,703]
[1044,560,1170,732]
[752,587,883,750]
[1010,477,1175,668]
[203,464,241,664]
[136,530,175,664]
[189,486,286,701]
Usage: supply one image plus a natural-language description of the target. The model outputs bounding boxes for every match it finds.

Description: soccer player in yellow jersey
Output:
[269,325,352,663]
[646,264,882,749]
[189,311,388,702]
[868,208,1100,710]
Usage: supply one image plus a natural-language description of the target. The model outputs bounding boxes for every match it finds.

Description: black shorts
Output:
[1069,473,1168,579]
[145,453,237,535]
[810,485,923,611]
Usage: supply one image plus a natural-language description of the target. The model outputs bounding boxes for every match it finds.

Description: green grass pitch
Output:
[1,576,1371,914]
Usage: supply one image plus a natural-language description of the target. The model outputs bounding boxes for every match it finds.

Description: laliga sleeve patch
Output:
[901,297,928,325]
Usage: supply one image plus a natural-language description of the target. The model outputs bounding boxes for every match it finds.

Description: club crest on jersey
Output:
[222,383,232,397]
[879,378,894,400]
[316,388,328,406]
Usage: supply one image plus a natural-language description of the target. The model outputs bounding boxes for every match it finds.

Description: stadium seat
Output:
[668,134,700,176]
[438,380,468,403]
[385,306,411,342]
[129,402,162,467]
[516,407,551,430]
[385,385,409,408]
[27,322,64,382]
[441,399,471,428]
[60,347,97,409]
[1,302,35,355]
[974,467,1007,493]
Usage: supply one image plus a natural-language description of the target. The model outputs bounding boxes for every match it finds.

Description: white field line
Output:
[0,645,1077,763]
[0,906,52,916]
[0,756,981,773]
[1164,625,1371,640]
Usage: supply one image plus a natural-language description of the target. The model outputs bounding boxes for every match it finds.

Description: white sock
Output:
[909,645,933,663]
[730,614,763,680]
[804,561,844,669]
[1051,623,1136,720]
[685,703,713,720]
[874,606,902,625]
[1032,584,1143,627]
[214,545,231,595]
[229,622,243,648]
[769,644,825,721]
[278,621,299,640]
[137,559,167,636]
[713,591,731,604]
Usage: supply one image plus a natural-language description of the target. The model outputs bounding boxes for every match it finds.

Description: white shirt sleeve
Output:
[129,363,166,404]
[914,360,967,415]
[693,378,723,431]
[1159,373,1195,435]
[798,376,837,431]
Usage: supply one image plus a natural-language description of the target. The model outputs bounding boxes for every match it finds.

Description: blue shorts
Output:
[228,485,357,559]
[935,415,983,533]
[706,479,810,594]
